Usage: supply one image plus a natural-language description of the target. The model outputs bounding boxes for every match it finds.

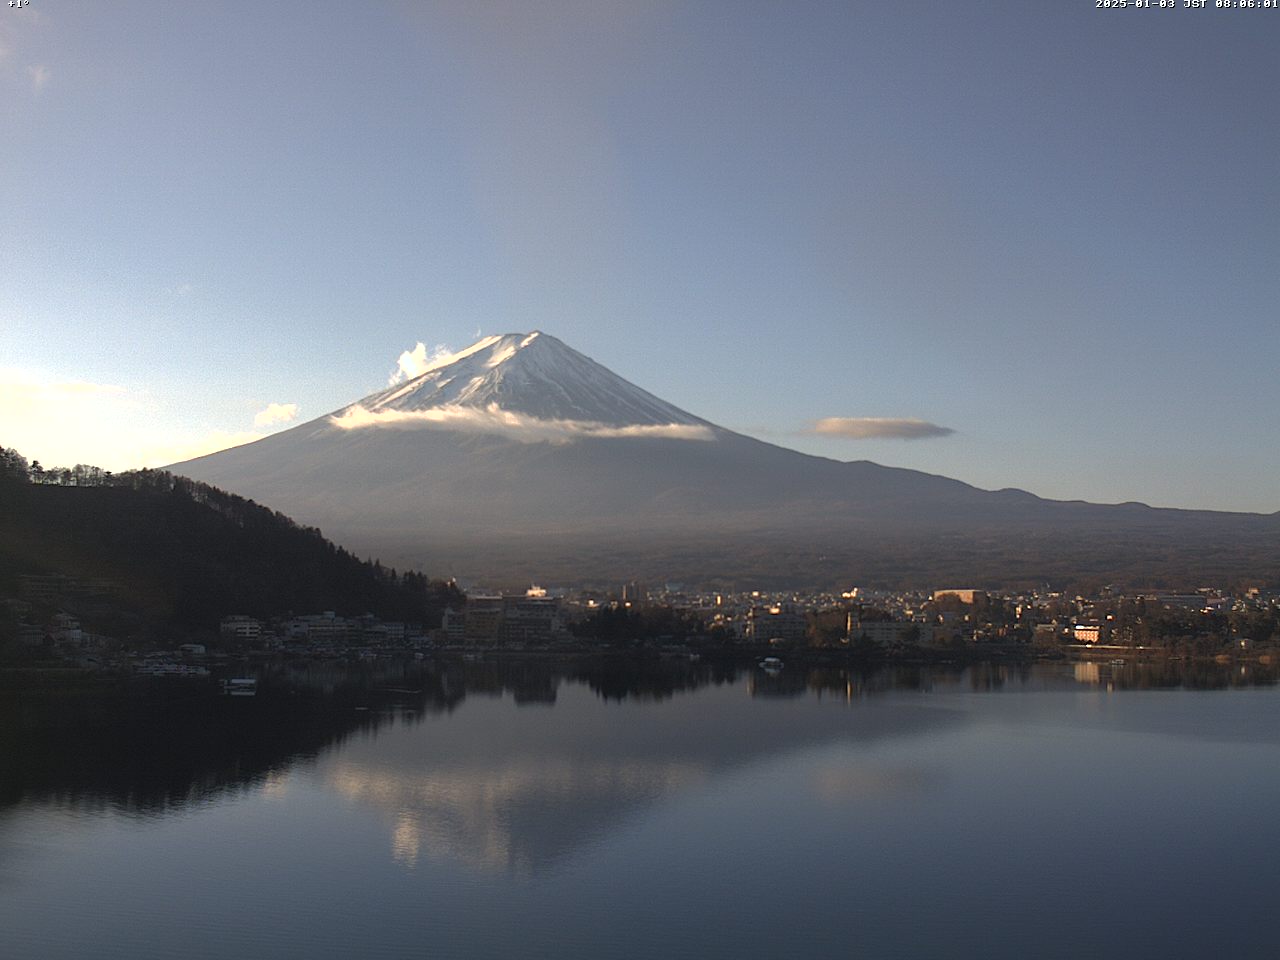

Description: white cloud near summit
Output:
[389,342,458,386]
[253,402,300,427]
[810,417,954,440]
[330,403,715,444]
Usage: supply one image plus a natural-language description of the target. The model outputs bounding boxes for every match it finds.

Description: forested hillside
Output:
[0,446,461,641]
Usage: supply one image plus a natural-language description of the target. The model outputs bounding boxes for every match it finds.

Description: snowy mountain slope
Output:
[349,331,711,429]
[170,332,1280,585]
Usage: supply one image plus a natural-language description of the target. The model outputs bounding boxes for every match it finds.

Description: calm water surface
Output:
[3,660,1279,959]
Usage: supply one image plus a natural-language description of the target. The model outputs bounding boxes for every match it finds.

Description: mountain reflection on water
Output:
[2,657,1275,831]
[6,657,1280,960]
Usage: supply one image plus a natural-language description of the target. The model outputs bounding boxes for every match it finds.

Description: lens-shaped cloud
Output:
[810,417,954,440]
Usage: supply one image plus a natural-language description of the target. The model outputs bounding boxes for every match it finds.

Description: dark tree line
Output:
[0,448,117,488]
[0,447,29,484]
[571,604,728,645]
[0,444,463,636]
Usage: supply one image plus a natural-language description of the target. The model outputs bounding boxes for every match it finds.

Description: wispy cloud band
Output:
[27,64,49,93]
[810,417,954,440]
[329,403,715,444]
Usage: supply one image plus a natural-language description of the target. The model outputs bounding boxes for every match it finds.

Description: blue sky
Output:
[1,1,1276,511]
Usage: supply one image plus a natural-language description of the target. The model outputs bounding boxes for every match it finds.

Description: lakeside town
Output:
[5,572,1279,676]
[5,449,1279,676]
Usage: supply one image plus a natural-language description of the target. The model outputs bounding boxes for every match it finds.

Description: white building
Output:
[849,619,934,647]
[747,604,807,643]
[1072,622,1103,644]
[220,615,262,643]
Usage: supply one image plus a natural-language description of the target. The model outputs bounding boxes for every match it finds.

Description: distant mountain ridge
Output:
[170,333,1280,588]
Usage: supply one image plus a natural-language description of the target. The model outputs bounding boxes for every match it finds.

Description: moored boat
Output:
[222,677,257,696]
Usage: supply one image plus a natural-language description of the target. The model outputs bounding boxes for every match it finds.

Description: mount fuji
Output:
[171,332,1279,587]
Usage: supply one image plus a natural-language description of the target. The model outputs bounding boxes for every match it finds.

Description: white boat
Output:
[758,656,784,673]
[137,662,210,677]
[222,677,257,696]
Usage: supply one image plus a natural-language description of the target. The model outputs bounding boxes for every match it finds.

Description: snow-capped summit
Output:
[345,331,709,431]
[169,330,1280,587]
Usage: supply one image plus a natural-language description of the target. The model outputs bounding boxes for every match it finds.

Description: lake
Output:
[3,658,1279,959]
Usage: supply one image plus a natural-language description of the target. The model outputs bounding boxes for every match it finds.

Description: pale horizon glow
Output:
[0,368,291,471]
